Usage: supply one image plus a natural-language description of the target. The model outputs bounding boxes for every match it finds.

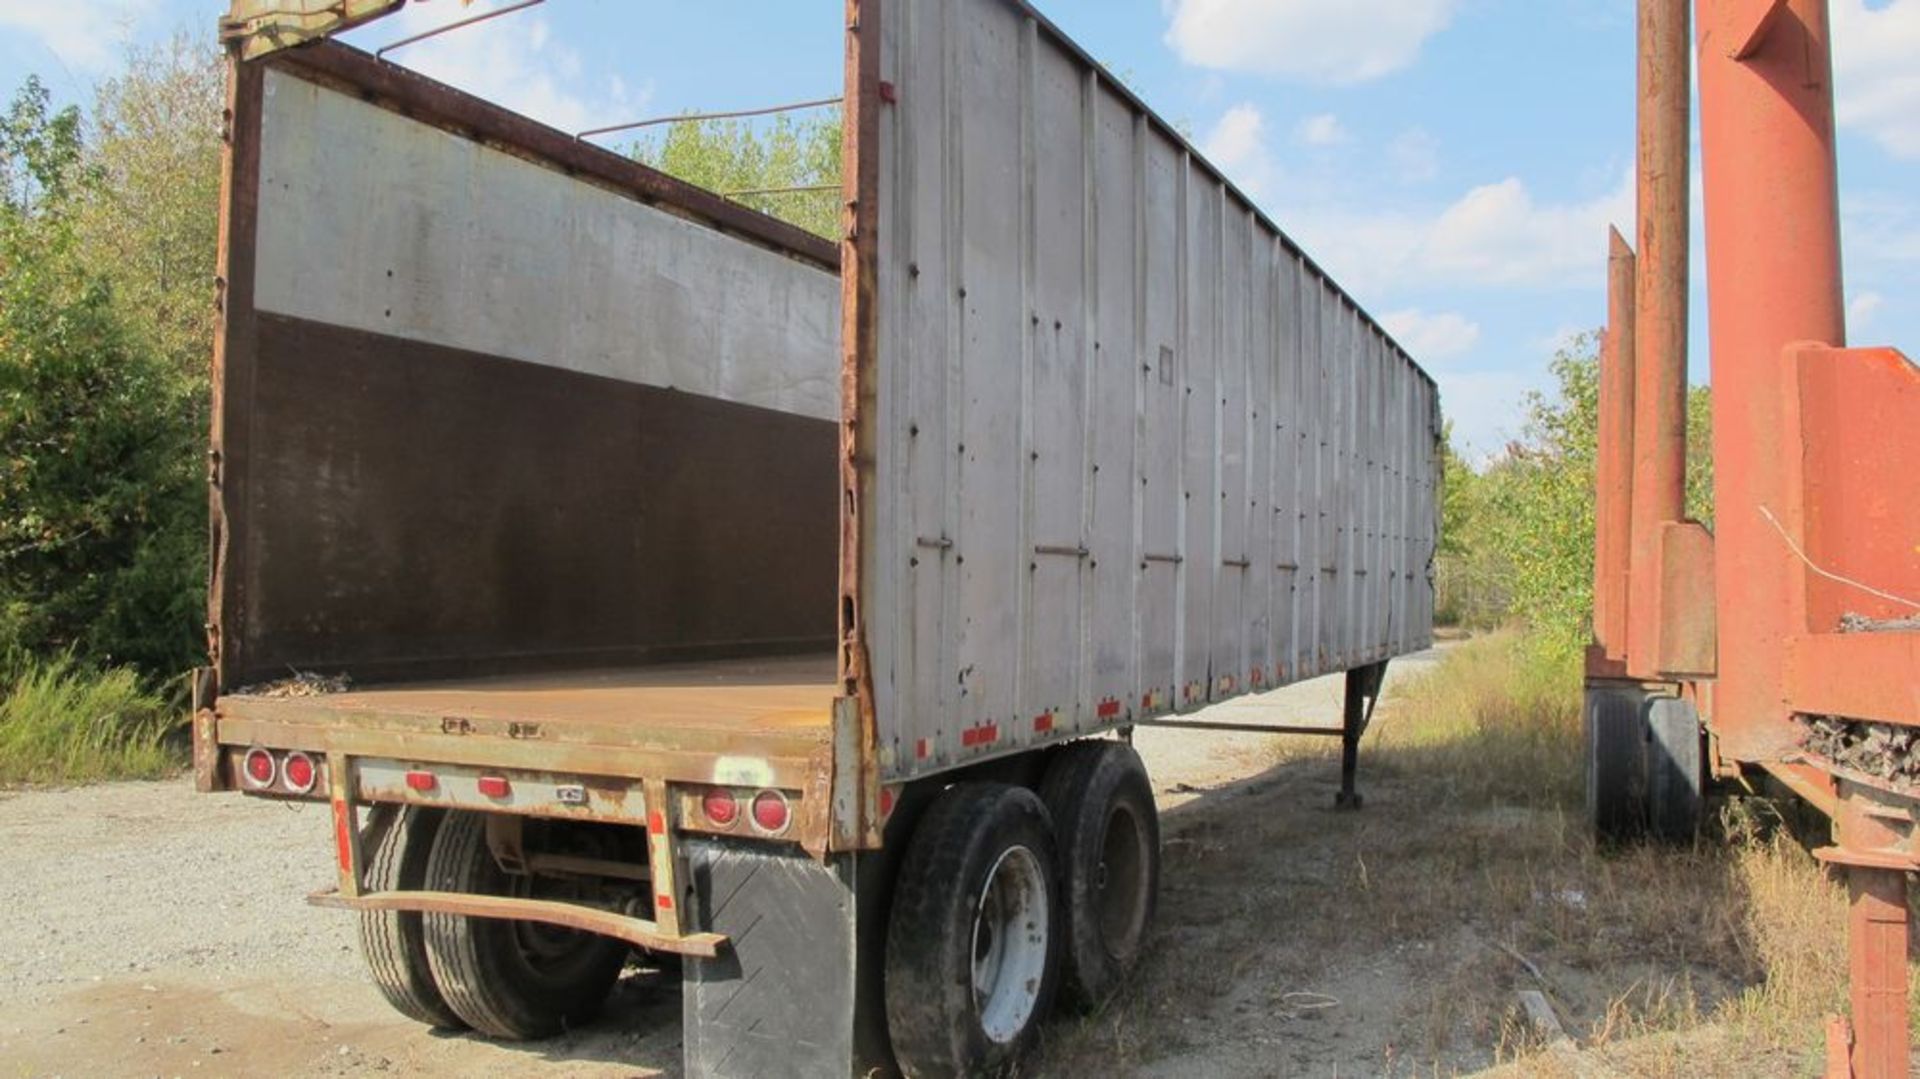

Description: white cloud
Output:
[1382,309,1481,361]
[1295,112,1348,147]
[1200,103,1279,198]
[0,0,151,72]
[1289,170,1632,296]
[1848,290,1884,329]
[1434,368,1542,461]
[1387,128,1440,184]
[359,4,648,135]
[1165,0,1458,84]
[1833,0,1920,159]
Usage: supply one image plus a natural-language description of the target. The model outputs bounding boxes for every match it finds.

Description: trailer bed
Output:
[214,655,840,790]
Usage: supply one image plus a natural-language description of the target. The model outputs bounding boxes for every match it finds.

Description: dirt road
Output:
[0,651,1446,1078]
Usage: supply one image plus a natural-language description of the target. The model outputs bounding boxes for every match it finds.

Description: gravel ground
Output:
[0,649,1444,1078]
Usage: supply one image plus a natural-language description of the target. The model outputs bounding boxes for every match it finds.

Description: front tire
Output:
[1039,740,1160,1012]
[885,784,1061,1078]
[420,812,628,1040]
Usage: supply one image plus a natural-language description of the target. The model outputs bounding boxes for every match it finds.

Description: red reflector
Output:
[282,752,316,794]
[476,775,510,799]
[702,787,739,826]
[878,786,896,816]
[243,747,276,788]
[751,790,791,834]
[404,770,437,792]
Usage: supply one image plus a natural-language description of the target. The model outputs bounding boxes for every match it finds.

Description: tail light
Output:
[750,790,791,835]
[702,787,739,826]
[282,751,317,794]
[476,774,511,799]
[242,747,277,789]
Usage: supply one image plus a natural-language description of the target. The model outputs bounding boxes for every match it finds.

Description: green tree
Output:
[1,77,204,680]
[632,111,842,241]
[75,33,223,376]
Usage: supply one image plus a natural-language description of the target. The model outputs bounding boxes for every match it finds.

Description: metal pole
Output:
[577,96,844,141]
[375,0,545,59]
[1693,0,1844,760]
[1626,0,1690,678]
[1595,228,1638,662]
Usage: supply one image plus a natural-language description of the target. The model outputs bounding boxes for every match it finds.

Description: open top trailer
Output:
[196,2,1441,1074]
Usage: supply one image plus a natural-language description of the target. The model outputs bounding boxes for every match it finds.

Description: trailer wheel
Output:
[1646,697,1705,842]
[886,784,1061,1078]
[1585,685,1647,842]
[421,812,627,1039]
[356,805,467,1029]
[1039,741,1159,1012]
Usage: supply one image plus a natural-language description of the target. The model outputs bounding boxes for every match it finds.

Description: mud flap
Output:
[682,838,859,1078]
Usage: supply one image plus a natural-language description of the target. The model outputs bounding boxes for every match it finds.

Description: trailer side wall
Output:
[853,0,1442,782]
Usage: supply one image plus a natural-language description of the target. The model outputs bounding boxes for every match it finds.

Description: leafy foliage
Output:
[1,74,205,680]
[1437,332,1714,657]
[631,111,842,240]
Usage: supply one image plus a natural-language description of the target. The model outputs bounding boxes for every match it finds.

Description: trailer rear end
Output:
[198,3,1441,1075]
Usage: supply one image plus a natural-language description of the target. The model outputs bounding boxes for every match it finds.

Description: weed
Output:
[0,652,184,785]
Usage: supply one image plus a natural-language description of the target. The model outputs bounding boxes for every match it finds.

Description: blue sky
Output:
[3,0,1913,457]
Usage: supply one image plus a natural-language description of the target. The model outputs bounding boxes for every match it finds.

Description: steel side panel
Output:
[253,68,839,423]
[867,0,1439,780]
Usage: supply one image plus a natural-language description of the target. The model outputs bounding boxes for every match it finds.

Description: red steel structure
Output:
[1589,2,1920,1076]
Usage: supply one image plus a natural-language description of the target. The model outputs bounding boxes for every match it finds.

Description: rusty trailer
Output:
[197,3,1440,1075]
[1586,3,1920,1078]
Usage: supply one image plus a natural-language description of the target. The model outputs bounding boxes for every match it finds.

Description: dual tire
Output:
[356,809,628,1040]
[885,742,1160,1077]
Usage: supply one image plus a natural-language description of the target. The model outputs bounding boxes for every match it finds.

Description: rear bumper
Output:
[309,887,728,957]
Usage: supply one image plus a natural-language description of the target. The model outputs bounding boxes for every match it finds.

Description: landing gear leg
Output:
[1337,661,1388,810]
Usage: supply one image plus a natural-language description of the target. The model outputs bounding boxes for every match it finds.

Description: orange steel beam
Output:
[1694,0,1845,761]
[1594,230,1637,662]
[1626,0,1691,679]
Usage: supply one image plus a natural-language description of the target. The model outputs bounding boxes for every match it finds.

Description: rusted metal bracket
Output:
[309,888,728,956]
[220,1,405,60]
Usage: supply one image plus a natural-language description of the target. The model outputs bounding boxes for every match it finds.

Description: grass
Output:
[0,652,186,785]
[1032,631,1911,1077]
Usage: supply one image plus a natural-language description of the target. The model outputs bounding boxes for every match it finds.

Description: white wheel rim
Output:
[970,844,1049,1044]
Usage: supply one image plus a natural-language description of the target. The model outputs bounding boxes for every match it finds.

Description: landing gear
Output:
[1337,662,1389,810]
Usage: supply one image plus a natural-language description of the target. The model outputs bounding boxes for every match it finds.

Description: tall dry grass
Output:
[0,652,184,784]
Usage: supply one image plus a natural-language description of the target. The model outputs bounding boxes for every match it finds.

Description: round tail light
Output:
[242,747,277,789]
[702,787,739,827]
[282,751,316,794]
[750,790,791,834]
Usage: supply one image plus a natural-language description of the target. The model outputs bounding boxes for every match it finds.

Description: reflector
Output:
[750,790,790,834]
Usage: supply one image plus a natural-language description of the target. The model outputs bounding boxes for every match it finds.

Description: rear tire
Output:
[357,805,467,1030]
[1039,741,1160,1012]
[885,784,1061,1078]
[1647,697,1705,842]
[1585,685,1646,842]
[421,812,628,1040]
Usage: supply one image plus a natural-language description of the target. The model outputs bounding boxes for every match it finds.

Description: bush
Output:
[0,652,182,784]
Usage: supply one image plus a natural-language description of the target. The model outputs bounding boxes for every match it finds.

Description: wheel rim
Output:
[1095,802,1150,956]
[970,844,1050,1045]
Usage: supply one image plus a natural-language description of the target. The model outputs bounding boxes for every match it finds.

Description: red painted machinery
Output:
[1586,2,1919,1076]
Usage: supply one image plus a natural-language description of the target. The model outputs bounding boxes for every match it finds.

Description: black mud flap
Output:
[683,838,860,1078]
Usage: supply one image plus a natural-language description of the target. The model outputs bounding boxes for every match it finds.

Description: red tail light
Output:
[702,787,739,826]
[750,790,791,834]
[242,747,277,789]
[282,752,317,794]
[476,775,511,799]
[404,770,437,792]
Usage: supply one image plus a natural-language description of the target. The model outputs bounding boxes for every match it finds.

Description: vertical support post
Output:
[1626,0,1691,678]
[1846,866,1910,1079]
[1594,229,1638,661]
[1694,0,1845,759]
[1336,661,1387,810]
